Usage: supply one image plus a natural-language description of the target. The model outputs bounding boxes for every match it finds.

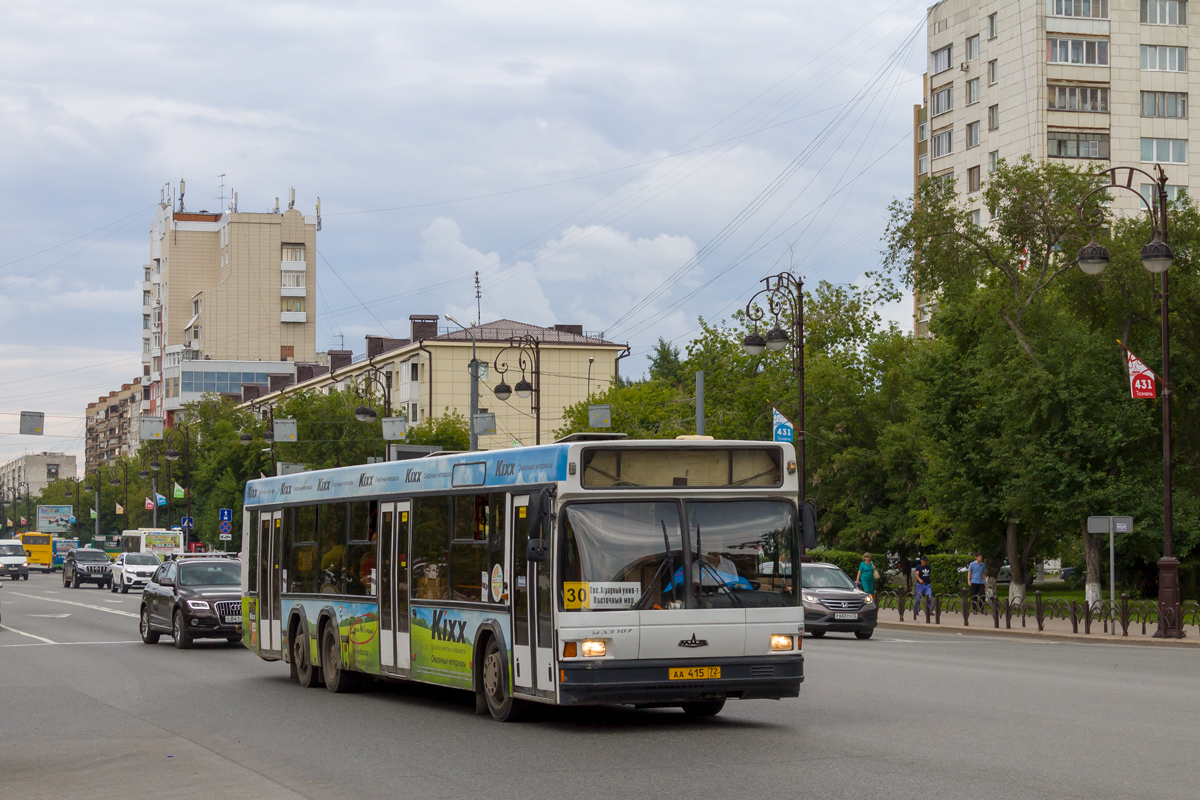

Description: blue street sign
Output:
[772,407,793,443]
[218,508,233,523]
[181,517,194,529]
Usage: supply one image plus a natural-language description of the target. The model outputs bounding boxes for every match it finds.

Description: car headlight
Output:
[770,634,794,651]
[802,593,821,604]
[581,639,607,658]
[186,600,210,610]
[864,594,874,604]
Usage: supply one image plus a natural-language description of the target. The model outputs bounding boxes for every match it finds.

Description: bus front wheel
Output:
[480,638,526,722]
[681,699,725,718]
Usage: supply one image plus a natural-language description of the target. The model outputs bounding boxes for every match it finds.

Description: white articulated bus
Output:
[240,436,816,721]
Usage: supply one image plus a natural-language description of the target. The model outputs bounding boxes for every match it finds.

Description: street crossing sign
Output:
[180,516,194,529]
[218,508,233,523]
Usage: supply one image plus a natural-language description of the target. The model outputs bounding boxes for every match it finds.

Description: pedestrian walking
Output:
[855,553,876,596]
[913,555,933,618]
[967,554,986,613]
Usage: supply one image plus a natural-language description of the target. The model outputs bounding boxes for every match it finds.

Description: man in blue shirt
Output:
[967,554,987,613]
[913,556,933,618]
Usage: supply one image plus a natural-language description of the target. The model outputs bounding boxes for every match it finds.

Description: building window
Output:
[1140,184,1183,204]
[143,314,150,330]
[1141,91,1188,118]
[931,129,954,158]
[1048,38,1109,65]
[966,35,980,61]
[971,209,982,226]
[966,121,981,147]
[282,244,306,262]
[1141,45,1186,71]
[987,12,998,38]
[47,464,59,480]
[143,290,151,305]
[966,78,980,104]
[918,154,929,175]
[988,59,998,85]
[988,104,999,130]
[1049,85,1109,112]
[1141,0,1187,24]
[192,298,202,316]
[281,345,295,360]
[1048,0,1109,17]
[1049,131,1110,159]
[282,271,306,288]
[282,298,307,313]
[967,166,981,192]
[931,45,953,74]
[1141,137,1187,163]
[918,121,927,141]
[932,84,954,116]
[988,150,1000,171]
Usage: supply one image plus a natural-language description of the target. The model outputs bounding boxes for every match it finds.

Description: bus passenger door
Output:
[258,510,281,655]
[510,495,533,690]
[378,501,411,673]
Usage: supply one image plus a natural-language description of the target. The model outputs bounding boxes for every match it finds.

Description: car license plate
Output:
[223,615,242,625]
[669,666,720,680]
[834,612,858,620]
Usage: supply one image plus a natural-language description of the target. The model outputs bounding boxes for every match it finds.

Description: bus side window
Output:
[412,496,449,600]
[248,519,260,593]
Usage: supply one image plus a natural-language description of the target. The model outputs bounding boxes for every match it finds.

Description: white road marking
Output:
[0,640,140,648]
[8,592,139,618]
[0,624,56,644]
[28,614,71,618]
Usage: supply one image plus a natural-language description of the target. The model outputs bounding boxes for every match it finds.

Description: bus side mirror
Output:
[800,501,818,550]
[526,488,552,563]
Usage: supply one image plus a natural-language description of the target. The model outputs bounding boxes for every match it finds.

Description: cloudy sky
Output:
[0,0,929,466]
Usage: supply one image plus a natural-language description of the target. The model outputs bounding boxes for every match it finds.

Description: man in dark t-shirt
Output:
[914,556,933,617]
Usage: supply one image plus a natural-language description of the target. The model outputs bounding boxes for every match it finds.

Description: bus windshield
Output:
[559,499,797,611]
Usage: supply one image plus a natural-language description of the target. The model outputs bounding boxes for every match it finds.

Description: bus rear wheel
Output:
[681,699,725,718]
[480,638,526,722]
[321,623,358,693]
[294,626,322,688]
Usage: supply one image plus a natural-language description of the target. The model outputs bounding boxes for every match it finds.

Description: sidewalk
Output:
[875,606,1200,648]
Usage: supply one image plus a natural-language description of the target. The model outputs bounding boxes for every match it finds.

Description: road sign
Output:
[181,516,194,529]
[218,520,232,535]
[218,533,232,541]
[588,405,611,428]
[218,508,233,523]
[19,411,44,435]
[772,407,793,443]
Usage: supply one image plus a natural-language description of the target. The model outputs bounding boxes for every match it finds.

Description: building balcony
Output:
[394,380,420,404]
[281,311,307,323]
[281,286,306,298]
[281,260,307,272]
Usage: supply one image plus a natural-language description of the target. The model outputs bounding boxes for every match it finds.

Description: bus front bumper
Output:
[558,655,803,706]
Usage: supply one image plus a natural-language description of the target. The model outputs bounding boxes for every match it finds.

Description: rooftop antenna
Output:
[232,191,238,213]
[178,179,186,212]
[315,197,321,231]
[274,196,280,214]
[474,270,481,326]
[336,333,345,350]
[288,187,295,210]
[217,173,226,209]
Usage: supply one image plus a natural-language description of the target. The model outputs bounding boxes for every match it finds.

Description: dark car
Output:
[801,562,878,639]
[140,557,242,649]
[63,548,113,589]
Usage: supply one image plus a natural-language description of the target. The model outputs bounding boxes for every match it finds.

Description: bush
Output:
[923,554,973,594]
[808,549,889,591]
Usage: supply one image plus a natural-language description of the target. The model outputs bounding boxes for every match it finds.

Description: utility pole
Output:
[446,315,479,451]
[695,371,705,435]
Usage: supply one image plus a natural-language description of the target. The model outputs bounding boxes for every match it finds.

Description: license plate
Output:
[669,666,721,680]
[834,612,858,620]
[223,616,242,625]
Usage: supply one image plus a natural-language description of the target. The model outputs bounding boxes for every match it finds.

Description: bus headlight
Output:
[581,639,607,658]
[770,634,794,651]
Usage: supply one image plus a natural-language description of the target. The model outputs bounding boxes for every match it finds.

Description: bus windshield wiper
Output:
[633,520,676,610]
[694,526,747,608]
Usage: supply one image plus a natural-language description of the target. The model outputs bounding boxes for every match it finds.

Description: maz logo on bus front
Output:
[429,610,468,643]
[678,634,709,648]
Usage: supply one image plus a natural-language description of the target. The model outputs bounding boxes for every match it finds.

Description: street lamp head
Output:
[165,448,180,462]
[149,460,161,472]
[514,378,534,399]
[1076,237,1110,276]
[84,484,94,493]
[493,380,512,402]
[1140,237,1174,274]
[742,330,767,356]
[239,433,252,446]
[109,478,120,487]
[263,429,275,442]
[765,326,790,351]
[138,470,150,480]
[354,405,377,423]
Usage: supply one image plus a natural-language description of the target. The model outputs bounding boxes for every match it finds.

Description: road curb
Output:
[876,621,1199,648]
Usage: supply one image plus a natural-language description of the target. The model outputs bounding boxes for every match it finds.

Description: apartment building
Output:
[143,186,319,422]
[0,452,78,500]
[84,379,143,473]
[914,0,1196,335]
[246,315,629,449]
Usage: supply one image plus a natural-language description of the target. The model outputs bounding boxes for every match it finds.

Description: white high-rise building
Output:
[914,0,1195,335]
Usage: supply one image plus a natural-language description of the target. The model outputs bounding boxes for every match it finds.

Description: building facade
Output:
[85,379,143,474]
[143,188,319,421]
[1,452,78,501]
[246,316,629,450]
[914,0,1197,335]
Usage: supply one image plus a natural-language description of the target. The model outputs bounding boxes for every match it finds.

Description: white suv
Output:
[110,552,162,594]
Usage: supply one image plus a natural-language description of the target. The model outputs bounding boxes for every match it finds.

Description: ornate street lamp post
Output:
[1077,163,1181,638]
[743,271,805,550]
[493,335,541,445]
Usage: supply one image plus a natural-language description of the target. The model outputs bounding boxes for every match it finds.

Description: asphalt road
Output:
[1,571,1195,800]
